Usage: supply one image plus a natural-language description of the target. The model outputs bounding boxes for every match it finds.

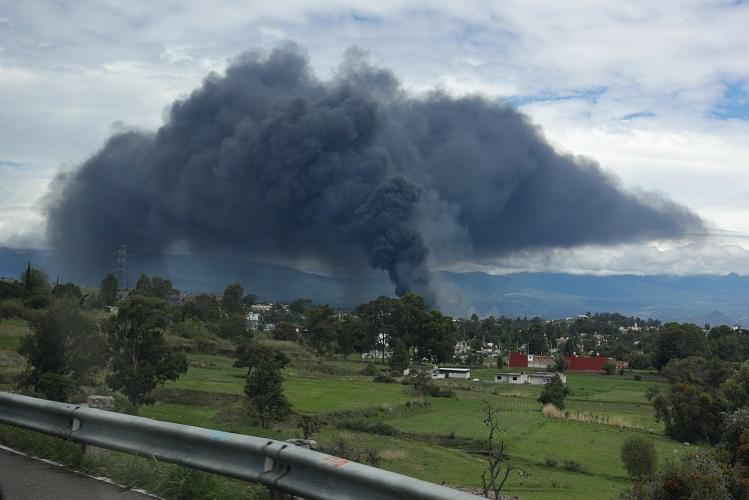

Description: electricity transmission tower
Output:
[116,244,128,290]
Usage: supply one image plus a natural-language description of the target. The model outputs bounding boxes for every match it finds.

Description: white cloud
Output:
[1,0,748,274]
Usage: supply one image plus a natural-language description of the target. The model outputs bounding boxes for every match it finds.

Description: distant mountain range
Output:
[1,246,746,325]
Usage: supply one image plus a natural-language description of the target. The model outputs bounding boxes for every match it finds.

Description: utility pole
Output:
[116,244,127,290]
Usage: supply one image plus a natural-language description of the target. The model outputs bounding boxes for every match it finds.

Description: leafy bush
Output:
[296,414,324,440]
[335,418,399,436]
[621,451,731,500]
[0,299,28,320]
[426,385,455,398]
[562,459,587,473]
[621,435,657,478]
[537,375,570,409]
[373,372,396,383]
[603,361,616,375]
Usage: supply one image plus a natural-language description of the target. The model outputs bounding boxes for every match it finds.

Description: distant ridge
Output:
[1,247,747,324]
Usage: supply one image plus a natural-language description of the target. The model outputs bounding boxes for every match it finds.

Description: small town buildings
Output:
[432,367,471,379]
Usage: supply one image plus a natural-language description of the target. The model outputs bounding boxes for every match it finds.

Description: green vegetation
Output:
[1,270,719,499]
[0,308,688,499]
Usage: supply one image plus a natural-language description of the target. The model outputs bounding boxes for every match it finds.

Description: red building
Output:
[509,353,623,372]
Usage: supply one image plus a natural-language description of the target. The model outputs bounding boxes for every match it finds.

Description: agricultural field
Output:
[0,323,691,499]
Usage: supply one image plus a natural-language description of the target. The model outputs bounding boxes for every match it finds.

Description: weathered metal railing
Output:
[0,392,481,499]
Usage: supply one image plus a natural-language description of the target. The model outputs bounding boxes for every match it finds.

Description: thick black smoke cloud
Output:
[45,44,703,303]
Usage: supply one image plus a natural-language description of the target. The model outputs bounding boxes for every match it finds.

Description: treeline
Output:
[618,323,749,499]
[1,266,458,409]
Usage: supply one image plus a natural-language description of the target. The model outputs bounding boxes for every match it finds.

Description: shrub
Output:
[622,451,731,500]
[335,418,399,436]
[373,372,396,383]
[537,375,570,409]
[603,361,616,375]
[544,457,559,467]
[621,435,657,478]
[0,299,28,320]
[296,414,324,440]
[426,385,455,398]
[562,459,587,473]
[634,374,642,381]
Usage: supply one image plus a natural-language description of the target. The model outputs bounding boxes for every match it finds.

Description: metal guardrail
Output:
[0,392,482,500]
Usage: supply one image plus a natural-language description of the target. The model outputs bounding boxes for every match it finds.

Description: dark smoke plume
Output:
[45,44,703,303]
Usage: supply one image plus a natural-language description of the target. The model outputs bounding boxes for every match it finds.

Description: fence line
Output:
[0,392,481,500]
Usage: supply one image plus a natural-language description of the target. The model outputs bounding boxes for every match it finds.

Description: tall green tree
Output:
[18,299,105,401]
[418,310,456,363]
[335,315,366,357]
[150,276,178,301]
[105,296,188,406]
[99,274,119,306]
[357,296,398,361]
[20,263,51,308]
[222,283,244,315]
[133,274,152,296]
[234,339,289,377]
[272,321,298,341]
[245,357,291,428]
[289,298,312,315]
[303,305,337,355]
[390,339,410,373]
[654,323,708,369]
[216,313,248,339]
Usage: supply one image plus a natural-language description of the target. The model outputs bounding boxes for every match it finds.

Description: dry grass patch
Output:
[379,449,409,460]
[542,404,635,428]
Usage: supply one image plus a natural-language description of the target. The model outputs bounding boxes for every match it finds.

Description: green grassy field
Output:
[0,320,688,499]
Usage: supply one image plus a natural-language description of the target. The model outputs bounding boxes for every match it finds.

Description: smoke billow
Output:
[45,44,703,303]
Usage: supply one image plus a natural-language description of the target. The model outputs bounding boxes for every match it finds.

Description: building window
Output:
[512,377,517,381]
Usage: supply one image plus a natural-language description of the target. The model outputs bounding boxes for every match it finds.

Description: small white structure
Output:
[432,367,471,379]
[495,372,567,385]
[246,312,260,330]
[494,372,527,384]
[250,304,274,312]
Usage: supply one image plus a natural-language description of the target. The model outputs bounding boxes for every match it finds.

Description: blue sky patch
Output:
[711,81,749,120]
[619,111,655,121]
[506,86,608,108]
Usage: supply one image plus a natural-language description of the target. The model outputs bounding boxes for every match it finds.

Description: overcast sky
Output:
[1,0,749,275]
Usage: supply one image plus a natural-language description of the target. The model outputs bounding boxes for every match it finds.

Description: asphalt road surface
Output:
[0,447,158,500]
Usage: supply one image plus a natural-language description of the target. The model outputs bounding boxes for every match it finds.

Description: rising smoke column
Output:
[45,44,704,302]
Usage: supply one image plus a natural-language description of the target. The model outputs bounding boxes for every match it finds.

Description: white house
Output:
[246,312,260,330]
[494,372,526,384]
[494,372,567,385]
[432,367,471,379]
